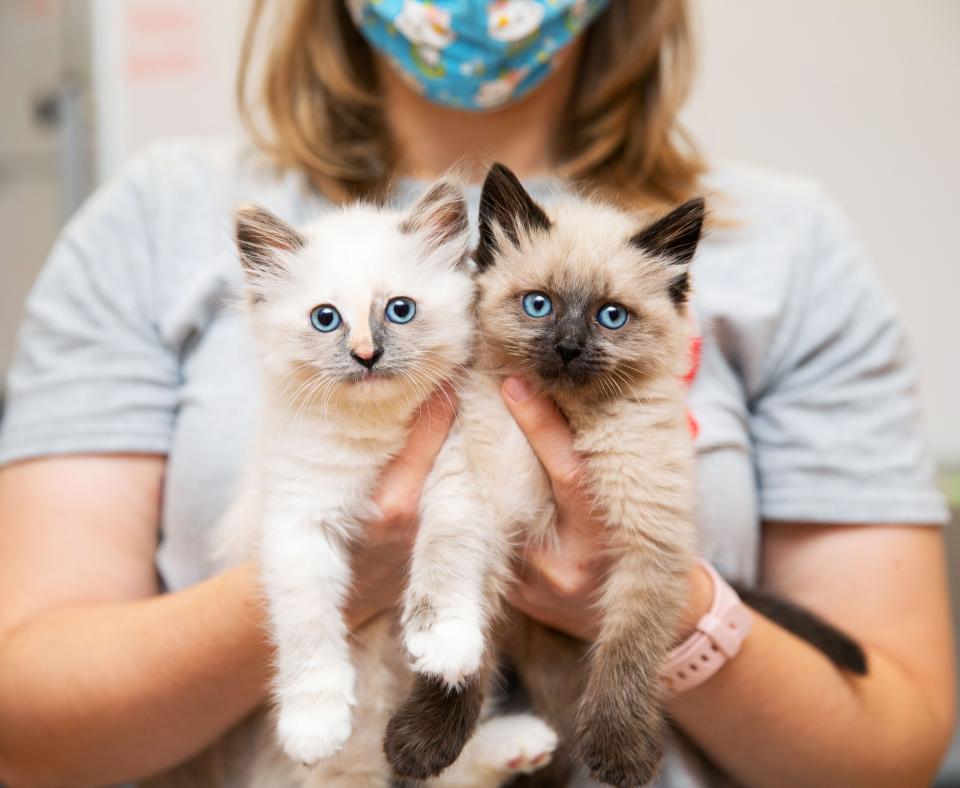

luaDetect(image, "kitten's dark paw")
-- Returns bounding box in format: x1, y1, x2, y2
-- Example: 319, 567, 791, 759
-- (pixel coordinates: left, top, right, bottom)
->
384, 674, 484, 780
575, 695, 665, 788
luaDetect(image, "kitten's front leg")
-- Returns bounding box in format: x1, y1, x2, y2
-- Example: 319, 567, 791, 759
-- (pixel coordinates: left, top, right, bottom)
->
573, 430, 696, 788
553, 395, 697, 787
400, 436, 503, 688
261, 503, 357, 766
575, 547, 687, 788
385, 438, 508, 778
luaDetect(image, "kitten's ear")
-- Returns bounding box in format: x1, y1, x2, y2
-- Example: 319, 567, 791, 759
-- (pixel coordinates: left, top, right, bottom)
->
475, 162, 551, 271
399, 180, 469, 264
234, 204, 306, 276
630, 197, 706, 306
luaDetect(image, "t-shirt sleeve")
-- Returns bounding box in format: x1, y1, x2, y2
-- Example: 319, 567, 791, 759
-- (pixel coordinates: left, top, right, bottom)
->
0, 152, 179, 465
749, 194, 948, 525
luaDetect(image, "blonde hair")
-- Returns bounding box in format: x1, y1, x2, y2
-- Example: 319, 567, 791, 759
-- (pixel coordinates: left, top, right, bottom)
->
238, 1, 703, 207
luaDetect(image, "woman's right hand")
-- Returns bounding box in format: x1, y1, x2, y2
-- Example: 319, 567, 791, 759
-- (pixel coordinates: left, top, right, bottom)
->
346, 388, 457, 629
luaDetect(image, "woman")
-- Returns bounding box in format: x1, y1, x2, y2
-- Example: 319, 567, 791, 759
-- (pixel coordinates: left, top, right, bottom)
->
0, 1, 953, 786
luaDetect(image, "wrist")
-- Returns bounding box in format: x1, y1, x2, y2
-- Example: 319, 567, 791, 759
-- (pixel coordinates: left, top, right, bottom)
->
214, 564, 273, 695
663, 560, 754, 695
674, 561, 715, 645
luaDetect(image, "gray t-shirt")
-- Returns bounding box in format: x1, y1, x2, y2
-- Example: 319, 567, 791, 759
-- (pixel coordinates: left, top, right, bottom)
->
0, 141, 948, 786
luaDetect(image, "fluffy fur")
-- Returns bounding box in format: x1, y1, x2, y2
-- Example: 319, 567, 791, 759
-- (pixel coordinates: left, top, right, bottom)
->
385, 164, 703, 787
385, 165, 867, 787
192, 181, 557, 788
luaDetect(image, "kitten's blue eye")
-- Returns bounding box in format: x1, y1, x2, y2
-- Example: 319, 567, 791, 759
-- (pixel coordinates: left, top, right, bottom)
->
310, 305, 341, 333
597, 303, 628, 330
522, 292, 553, 318
385, 297, 417, 324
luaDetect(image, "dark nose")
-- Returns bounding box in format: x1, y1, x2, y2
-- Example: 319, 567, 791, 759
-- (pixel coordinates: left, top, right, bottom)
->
351, 348, 383, 369
555, 344, 582, 364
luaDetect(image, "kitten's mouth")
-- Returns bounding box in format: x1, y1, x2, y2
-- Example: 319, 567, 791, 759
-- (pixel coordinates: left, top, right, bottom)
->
539, 361, 594, 388
346, 368, 397, 385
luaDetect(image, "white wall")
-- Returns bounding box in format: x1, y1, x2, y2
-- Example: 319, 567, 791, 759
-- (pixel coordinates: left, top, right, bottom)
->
684, 0, 960, 463
12, 0, 959, 462
0, 2, 72, 380
90, 0, 249, 181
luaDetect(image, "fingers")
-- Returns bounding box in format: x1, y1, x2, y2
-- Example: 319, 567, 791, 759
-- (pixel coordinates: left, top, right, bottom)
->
501, 376, 584, 510
373, 386, 458, 527
404, 384, 459, 470
508, 542, 604, 642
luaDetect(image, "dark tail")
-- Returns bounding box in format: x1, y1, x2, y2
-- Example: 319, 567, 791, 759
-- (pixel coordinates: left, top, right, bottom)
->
734, 586, 868, 675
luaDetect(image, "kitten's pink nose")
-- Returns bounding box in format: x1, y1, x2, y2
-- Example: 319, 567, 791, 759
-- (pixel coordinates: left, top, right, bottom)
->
351, 347, 383, 370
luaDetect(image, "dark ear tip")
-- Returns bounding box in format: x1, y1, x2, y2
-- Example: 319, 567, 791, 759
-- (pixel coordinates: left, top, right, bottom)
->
681, 196, 707, 218
483, 162, 519, 188
427, 180, 469, 216
233, 203, 305, 266
234, 203, 261, 223
427, 179, 466, 200
234, 203, 272, 236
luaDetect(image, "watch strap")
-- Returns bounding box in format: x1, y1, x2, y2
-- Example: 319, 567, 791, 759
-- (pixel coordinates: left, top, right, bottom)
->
662, 560, 753, 694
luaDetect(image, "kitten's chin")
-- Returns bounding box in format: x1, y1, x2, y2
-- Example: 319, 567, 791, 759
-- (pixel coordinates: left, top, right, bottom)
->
345, 369, 398, 386
536, 364, 596, 391
339, 371, 424, 406
342, 371, 402, 397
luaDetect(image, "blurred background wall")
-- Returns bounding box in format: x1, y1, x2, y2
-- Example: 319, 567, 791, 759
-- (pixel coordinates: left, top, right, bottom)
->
0, 0, 958, 780
3, 0, 958, 462
0, 0, 91, 396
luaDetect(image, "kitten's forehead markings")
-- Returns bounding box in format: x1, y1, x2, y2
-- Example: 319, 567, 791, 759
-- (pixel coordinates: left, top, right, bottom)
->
343, 294, 376, 356
370, 306, 390, 354
545, 269, 611, 315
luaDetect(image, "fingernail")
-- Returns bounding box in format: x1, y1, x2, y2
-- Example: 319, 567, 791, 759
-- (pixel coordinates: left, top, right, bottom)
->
502, 376, 531, 402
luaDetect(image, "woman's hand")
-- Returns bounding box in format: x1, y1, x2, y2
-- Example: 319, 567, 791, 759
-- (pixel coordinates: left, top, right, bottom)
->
347, 387, 457, 629
501, 376, 712, 643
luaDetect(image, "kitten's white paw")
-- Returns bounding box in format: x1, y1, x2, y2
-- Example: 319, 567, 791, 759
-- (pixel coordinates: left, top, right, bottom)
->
474, 714, 558, 774
404, 617, 484, 686
277, 692, 353, 766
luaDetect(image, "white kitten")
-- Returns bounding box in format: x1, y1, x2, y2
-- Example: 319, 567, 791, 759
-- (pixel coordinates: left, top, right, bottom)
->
228, 181, 473, 763
205, 182, 557, 787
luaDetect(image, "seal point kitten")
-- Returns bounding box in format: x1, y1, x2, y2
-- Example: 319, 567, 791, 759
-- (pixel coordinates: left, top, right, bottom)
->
385, 164, 703, 786
385, 164, 865, 788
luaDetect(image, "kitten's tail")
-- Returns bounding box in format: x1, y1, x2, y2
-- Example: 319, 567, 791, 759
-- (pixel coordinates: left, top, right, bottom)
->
733, 586, 868, 675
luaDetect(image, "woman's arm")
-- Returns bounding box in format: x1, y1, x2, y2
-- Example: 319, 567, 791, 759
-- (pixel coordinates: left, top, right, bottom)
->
502, 379, 956, 788
670, 522, 955, 788
0, 455, 270, 788
0, 392, 455, 788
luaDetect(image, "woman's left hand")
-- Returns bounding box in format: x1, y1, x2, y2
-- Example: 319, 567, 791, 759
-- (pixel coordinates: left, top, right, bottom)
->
501, 376, 713, 643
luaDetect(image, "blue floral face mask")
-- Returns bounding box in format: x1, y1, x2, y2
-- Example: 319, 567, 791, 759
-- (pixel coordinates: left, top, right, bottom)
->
348, 0, 611, 111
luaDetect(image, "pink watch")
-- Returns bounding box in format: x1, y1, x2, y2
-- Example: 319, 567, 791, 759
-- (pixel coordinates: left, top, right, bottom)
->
662, 560, 753, 694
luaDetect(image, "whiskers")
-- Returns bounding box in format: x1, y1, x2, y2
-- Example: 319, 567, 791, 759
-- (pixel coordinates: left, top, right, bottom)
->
269, 363, 345, 436
400, 348, 467, 432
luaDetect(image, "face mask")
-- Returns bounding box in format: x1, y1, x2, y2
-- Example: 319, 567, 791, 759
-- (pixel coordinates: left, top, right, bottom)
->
348, 0, 611, 111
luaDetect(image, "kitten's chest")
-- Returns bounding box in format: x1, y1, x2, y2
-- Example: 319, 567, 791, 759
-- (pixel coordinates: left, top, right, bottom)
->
260, 423, 406, 517
461, 376, 554, 531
